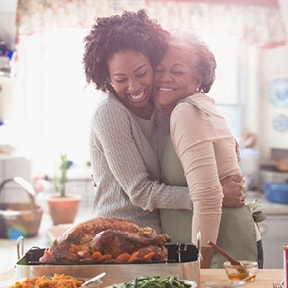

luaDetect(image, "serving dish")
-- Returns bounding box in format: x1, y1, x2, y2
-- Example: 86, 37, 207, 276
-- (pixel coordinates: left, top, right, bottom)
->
224, 260, 258, 281
105, 279, 197, 288
0, 278, 15, 288
15, 242, 200, 287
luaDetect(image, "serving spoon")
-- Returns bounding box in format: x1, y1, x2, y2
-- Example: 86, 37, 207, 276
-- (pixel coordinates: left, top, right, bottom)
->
208, 241, 241, 265
81, 272, 106, 287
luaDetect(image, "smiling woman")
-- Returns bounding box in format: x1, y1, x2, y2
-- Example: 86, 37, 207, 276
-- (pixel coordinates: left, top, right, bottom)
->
81, 9, 193, 231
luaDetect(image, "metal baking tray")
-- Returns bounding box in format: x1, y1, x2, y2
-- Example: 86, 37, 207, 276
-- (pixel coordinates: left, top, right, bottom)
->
15, 241, 200, 286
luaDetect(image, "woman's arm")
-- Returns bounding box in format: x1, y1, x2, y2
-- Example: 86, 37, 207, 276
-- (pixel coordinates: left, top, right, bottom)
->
170, 103, 223, 264
90, 99, 192, 211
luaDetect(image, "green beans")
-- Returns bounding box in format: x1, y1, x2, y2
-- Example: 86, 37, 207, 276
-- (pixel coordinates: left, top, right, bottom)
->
112, 275, 192, 288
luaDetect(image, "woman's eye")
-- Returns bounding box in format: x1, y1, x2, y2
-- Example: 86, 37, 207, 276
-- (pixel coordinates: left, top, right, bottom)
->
136, 71, 146, 78
173, 71, 184, 76
115, 78, 127, 83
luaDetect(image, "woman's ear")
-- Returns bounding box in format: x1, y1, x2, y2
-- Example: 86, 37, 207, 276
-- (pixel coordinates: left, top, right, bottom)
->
193, 76, 202, 92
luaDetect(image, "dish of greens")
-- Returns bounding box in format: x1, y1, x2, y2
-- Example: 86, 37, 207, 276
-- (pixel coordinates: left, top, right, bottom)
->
107, 275, 197, 288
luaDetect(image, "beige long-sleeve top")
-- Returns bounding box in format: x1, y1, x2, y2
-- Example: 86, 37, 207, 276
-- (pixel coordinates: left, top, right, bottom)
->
170, 93, 241, 246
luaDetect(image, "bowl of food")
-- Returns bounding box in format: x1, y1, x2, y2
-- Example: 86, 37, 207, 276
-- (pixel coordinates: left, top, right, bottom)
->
205, 280, 246, 288
223, 260, 258, 282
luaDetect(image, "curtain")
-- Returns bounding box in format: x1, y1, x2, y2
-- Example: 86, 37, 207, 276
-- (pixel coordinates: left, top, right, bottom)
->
16, 0, 286, 48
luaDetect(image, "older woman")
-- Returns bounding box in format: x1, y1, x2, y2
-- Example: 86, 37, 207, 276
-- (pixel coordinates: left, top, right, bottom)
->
154, 31, 263, 268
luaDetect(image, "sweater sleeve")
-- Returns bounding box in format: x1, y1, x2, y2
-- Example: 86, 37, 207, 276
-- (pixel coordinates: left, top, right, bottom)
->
170, 101, 223, 247
90, 99, 192, 212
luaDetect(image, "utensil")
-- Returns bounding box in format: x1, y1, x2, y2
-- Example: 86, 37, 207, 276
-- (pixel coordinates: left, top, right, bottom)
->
208, 241, 241, 265
241, 274, 257, 282
223, 260, 258, 282
81, 272, 106, 287
197, 230, 203, 262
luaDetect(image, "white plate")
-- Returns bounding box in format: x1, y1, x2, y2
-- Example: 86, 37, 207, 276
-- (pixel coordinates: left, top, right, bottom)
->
105, 280, 197, 287
184, 280, 198, 287
0, 279, 14, 288
0, 278, 27, 288
267, 78, 288, 107
272, 114, 288, 132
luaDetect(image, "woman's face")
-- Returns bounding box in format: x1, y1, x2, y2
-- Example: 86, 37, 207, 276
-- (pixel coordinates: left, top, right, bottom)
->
154, 45, 199, 114
108, 50, 154, 117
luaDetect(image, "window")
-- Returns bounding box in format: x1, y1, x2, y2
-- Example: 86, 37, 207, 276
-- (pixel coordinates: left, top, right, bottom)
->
11, 28, 105, 174
202, 33, 243, 138
8, 29, 243, 175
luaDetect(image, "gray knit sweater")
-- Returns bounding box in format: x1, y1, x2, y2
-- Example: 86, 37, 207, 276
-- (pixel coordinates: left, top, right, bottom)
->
89, 94, 192, 232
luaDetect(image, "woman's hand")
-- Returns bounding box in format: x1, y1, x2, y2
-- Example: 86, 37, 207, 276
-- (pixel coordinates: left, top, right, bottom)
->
221, 175, 246, 208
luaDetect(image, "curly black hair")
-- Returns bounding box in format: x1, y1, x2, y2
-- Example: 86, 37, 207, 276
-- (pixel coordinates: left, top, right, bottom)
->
83, 9, 169, 92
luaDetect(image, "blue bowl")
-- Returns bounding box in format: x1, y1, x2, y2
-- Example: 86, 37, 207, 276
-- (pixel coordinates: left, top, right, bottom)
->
264, 183, 288, 204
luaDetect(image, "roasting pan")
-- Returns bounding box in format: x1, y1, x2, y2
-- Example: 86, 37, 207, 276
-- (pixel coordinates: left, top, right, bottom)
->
15, 238, 200, 286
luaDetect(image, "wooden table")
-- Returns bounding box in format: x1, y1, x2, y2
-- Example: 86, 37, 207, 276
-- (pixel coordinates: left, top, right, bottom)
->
0, 267, 284, 288
199, 269, 284, 287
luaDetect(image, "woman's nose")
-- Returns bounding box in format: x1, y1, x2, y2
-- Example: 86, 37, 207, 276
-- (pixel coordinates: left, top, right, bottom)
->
156, 71, 171, 82
127, 79, 141, 93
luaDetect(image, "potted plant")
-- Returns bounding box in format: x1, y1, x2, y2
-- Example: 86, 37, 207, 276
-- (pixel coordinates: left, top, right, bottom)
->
47, 153, 81, 225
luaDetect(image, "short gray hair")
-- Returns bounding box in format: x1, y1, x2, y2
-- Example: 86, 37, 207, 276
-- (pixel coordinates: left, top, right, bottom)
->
169, 30, 216, 93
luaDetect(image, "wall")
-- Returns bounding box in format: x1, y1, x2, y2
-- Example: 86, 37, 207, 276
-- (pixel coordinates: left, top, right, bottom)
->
260, 45, 288, 160
259, 0, 288, 160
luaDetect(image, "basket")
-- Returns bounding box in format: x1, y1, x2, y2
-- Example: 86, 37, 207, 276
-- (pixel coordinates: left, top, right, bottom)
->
0, 177, 43, 238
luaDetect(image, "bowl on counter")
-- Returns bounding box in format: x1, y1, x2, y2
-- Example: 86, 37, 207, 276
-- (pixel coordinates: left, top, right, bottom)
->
264, 183, 288, 205
223, 260, 258, 282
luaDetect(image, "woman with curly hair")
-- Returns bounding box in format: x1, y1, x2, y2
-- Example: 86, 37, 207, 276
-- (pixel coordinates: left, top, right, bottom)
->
154, 30, 264, 268
83, 9, 192, 232
83, 10, 245, 234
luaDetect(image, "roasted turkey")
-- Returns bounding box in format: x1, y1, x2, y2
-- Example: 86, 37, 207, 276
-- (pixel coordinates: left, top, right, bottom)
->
40, 217, 170, 264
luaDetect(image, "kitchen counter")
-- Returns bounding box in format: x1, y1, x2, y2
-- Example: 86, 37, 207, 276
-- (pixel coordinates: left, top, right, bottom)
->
246, 190, 288, 215
0, 267, 284, 288
199, 268, 284, 288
